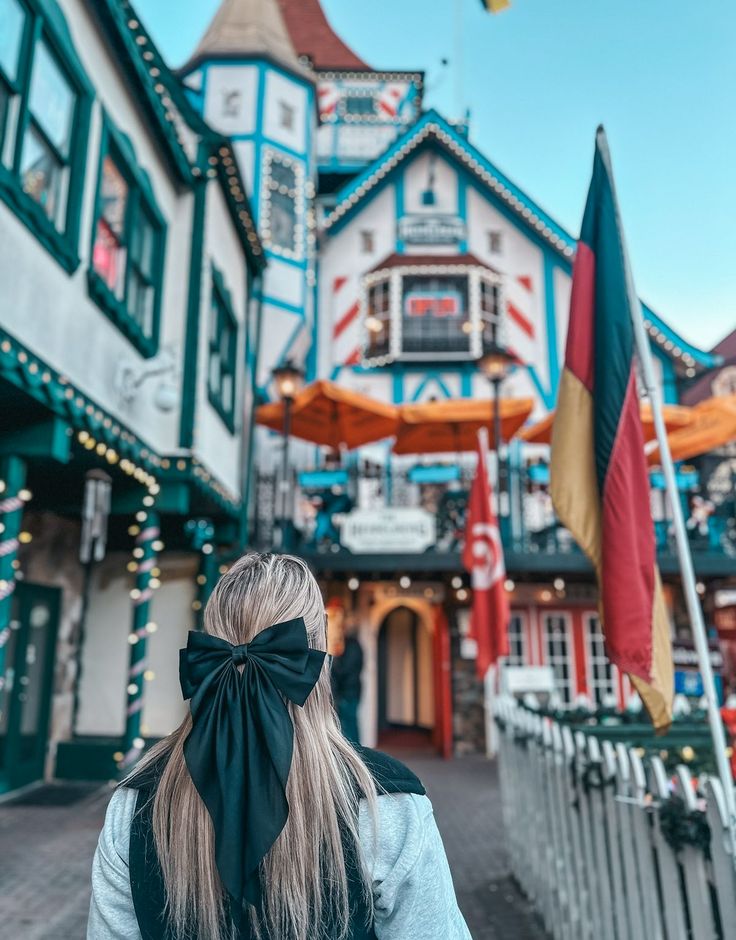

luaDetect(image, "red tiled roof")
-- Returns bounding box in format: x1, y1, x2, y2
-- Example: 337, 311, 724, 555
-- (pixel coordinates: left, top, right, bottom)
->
277, 0, 369, 70
368, 252, 500, 274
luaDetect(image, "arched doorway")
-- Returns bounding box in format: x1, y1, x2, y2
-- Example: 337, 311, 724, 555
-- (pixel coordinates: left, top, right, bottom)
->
377, 605, 435, 747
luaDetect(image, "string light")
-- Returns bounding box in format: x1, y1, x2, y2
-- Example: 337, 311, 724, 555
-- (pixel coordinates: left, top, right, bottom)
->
451, 576, 463, 589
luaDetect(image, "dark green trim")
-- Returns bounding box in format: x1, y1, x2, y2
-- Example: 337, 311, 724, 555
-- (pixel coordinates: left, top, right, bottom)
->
0, 581, 61, 793
0, 417, 70, 462
0, 0, 93, 274
159, 454, 240, 519
83, 0, 192, 185
241, 273, 264, 546
0, 326, 160, 477
87, 113, 167, 359
207, 264, 239, 434
179, 157, 207, 449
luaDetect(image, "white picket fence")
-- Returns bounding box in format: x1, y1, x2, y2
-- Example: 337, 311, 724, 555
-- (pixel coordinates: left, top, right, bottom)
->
495, 697, 736, 940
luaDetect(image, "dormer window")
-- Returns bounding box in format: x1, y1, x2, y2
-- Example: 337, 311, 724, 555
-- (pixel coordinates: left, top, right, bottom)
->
341, 93, 376, 118
361, 254, 504, 365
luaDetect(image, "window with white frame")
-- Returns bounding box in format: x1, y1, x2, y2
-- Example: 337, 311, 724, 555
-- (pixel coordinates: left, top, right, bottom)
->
585, 613, 617, 706
361, 264, 503, 364
262, 149, 303, 257
507, 613, 526, 667
542, 613, 573, 704
365, 278, 391, 358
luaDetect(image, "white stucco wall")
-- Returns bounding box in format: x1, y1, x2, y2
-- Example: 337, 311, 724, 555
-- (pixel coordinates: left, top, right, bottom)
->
0, 0, 197, 453
193, 180, 250, 498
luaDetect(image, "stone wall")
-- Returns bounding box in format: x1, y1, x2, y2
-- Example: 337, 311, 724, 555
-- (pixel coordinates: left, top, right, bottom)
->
451, 650, 487, 755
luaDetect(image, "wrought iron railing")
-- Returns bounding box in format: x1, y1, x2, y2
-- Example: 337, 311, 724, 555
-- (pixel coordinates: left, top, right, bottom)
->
251, 460, 736, 566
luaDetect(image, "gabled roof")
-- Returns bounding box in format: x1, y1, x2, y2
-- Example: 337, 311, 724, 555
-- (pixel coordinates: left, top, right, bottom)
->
277, 0, 369, 70
182, 0, 312, 82
85, 0, 265, 272
324, 108, 716, 372
368, 252, 500, 274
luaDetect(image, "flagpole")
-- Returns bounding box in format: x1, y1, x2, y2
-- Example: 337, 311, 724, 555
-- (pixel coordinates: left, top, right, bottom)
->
477, 425, 500, 756
597, 129, 736, 857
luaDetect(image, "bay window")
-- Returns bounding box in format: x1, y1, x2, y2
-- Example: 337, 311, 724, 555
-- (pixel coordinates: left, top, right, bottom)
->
0, 0, 92, 271
88, 118, 166, 358
362, 258, 503, 365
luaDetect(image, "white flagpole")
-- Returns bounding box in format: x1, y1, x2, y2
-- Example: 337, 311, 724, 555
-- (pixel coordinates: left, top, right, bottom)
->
596, 129, 736, 856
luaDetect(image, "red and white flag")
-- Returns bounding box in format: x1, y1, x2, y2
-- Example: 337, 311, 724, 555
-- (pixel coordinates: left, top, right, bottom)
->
462, 431, 510, 679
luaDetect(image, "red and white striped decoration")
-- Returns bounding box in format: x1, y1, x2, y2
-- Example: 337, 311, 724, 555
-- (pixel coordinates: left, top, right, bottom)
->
331, 274, 362, 369
505, 274, 538, 367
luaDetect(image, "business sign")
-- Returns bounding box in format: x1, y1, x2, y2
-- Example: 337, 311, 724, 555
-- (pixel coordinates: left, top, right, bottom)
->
341, 507, 436, 554
404, 290, 461, 318
398, 214, 466, 245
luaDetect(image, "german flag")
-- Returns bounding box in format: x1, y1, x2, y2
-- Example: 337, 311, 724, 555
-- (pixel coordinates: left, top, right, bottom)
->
551, 127, 673, 730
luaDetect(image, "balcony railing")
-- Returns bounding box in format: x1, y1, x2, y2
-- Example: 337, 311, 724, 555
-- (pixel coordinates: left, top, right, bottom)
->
251, 460, 736, 572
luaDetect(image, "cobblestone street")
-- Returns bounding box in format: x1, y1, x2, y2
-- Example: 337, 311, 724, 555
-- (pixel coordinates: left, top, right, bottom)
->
0, 754, 546, 939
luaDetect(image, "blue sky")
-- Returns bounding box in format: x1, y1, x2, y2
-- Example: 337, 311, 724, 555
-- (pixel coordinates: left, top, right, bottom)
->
136, 0, 735, 351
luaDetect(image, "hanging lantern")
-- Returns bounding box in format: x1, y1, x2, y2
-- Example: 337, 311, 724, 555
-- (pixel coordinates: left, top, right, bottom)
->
80, 470, 112, 564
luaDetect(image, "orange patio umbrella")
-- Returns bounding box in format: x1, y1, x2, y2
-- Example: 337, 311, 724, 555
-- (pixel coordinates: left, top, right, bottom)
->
392, 397, 534, 455
519, 402, 693, 445
647, 395, 736, 465
255, 379, 399, 450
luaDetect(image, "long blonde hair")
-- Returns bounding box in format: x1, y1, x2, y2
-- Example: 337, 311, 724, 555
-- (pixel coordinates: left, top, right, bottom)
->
127, 553, 377, 940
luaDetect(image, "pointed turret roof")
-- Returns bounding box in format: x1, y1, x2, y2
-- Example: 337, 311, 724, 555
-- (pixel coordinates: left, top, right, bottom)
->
277, 0, 369, 70
183, 0, 312, 80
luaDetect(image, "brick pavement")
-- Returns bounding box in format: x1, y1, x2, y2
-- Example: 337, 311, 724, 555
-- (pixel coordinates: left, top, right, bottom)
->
0, 754, 547, 939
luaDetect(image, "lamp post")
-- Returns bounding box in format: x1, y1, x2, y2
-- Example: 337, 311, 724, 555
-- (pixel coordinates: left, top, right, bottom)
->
271, 360, 304, 551
478, 341, 515, 531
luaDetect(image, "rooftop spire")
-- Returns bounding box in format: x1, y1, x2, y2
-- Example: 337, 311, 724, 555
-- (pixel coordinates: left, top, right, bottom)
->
185, 0, 312, 79
276, 0, 369, 70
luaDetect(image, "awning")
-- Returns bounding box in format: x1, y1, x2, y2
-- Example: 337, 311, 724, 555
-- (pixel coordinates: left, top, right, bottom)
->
647, 395, 736, 465
393, 397, 534, 455
520, 402, 693, 445
255, 380, 399, 450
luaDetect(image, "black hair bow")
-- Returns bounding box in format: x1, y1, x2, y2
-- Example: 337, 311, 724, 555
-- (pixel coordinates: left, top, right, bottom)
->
179, 618, 326, 912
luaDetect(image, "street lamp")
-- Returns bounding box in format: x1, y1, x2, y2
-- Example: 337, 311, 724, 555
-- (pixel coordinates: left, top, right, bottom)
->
478, 341, 515, 524
272, 360, 305, 550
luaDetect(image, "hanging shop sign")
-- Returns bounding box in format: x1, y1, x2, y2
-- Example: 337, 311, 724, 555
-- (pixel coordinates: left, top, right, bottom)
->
398, 214, 466, 245
404, 289, 462, 318
341, 507, 436, 554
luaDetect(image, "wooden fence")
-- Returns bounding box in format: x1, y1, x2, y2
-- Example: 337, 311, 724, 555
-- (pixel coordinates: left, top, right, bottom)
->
495, 697, 736, 940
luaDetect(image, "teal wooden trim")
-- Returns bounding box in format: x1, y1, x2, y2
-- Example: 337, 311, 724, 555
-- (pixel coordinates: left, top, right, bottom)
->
0, 417, 71, 462
543, 254, 561, 397
0, 326, 160, 476
208, 264, 239, 434
87, 113, 167, 359
85, 0, 193, 184
179, 153, 208, 449
0, 0, 92, 274
394, 173, 405, 252
457, 174, 468, 252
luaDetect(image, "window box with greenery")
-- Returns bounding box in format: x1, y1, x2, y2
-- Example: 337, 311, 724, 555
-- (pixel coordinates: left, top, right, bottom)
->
87, 117, 166, 359
0, 0, 93, 272
208, 266, 239, 433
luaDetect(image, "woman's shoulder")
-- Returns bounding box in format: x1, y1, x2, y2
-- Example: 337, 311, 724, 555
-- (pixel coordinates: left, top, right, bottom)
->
354, 745, 426, 796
